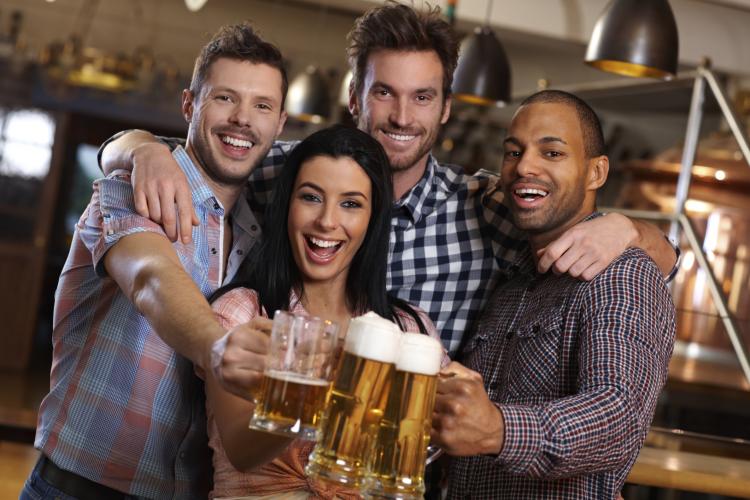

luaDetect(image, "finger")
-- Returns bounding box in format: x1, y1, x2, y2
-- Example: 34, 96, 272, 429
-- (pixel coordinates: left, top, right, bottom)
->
537, 235, 572, 273
175, 187, 195, 244
565, 252, 597, 279
159, 186, 178, 242
134, 188, 150, 218
580, 259, 606, 281
551, 245, 583, 276
249, 317, 274, 335
144, 184, 163, 224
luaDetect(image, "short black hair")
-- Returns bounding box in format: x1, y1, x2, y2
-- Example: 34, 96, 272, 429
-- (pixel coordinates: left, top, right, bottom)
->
519, 90, 606, 157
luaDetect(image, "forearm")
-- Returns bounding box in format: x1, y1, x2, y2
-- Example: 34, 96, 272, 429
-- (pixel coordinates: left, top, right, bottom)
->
630, 219, 677, 278
100, 129, 166, 175
105, 232, 222, 372
497, 387, 642, 478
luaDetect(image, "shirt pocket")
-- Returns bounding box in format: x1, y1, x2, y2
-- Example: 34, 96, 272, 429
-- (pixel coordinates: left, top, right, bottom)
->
507, 312, 564, 399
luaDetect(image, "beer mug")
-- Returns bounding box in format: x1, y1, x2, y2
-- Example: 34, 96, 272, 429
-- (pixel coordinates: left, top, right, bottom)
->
364, 332, 443, 500
248, 311, 339, 440
306, 312, 402, 488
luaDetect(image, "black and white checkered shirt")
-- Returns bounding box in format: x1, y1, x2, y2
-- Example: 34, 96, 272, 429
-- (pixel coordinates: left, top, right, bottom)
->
240, 142, 526, 356
135, 138, 527, 357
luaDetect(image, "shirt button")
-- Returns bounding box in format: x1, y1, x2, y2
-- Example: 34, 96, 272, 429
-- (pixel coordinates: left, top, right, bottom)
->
506, 330, 514, 340
237, 249, 243, 255
179, 451, 186, 460
211, 248, 217, 255
213, 202, 220, 210
250, 225, 258, 231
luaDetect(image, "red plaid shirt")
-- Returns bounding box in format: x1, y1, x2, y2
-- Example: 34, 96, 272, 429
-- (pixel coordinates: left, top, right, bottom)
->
448, 232, 675, 499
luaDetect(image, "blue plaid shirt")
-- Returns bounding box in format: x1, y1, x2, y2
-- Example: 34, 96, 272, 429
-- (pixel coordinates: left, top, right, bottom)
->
38, 146, 261, 498
448, 215, 676, 499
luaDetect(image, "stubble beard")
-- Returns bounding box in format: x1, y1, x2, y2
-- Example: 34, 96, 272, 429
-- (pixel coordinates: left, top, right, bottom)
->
189, 125, 270, 187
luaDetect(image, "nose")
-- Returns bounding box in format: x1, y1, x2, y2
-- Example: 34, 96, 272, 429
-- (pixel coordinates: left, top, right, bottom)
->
315, 201, 339, 231
229, 102, 252, 128
388, 96, 412, 128
515, 152, 539, 178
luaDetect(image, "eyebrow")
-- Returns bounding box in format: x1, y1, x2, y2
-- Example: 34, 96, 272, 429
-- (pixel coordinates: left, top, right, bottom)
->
297, 181, 369, 200
210, 86, 279, 103
502, 136, 568, 147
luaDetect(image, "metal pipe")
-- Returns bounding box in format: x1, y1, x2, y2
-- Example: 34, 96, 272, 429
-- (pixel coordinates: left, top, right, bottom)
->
678, 213, 750, 384
671, 73, 706, 242
701, 66, 750, 166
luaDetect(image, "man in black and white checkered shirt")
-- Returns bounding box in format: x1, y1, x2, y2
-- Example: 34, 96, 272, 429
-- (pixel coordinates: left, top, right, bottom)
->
99, 4, 677, 357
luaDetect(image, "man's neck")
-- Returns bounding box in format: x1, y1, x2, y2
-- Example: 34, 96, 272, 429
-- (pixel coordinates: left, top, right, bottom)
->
392, 154, 430, 201
186, 145, 243, 212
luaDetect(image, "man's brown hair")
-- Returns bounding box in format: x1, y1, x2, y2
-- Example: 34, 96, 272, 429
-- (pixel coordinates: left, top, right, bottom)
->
190, 22, 288, 107
347, 2, 459, 101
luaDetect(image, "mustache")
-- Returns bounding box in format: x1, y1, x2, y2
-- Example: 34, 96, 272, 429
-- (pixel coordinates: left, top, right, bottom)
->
382, 126, 422, 136
506, 178, 553, 191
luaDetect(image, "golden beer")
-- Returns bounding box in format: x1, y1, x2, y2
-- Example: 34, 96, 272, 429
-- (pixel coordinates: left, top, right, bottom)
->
248, 312, 339, 440
306, 313, 402, 488
252, 370, 331, 435
365, 333, 443, 499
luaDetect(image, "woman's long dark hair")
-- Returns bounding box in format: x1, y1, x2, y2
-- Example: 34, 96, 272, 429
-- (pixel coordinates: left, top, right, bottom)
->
212, 125, 425, 333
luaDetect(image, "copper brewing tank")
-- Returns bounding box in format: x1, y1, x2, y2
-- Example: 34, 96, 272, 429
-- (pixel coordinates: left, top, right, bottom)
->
615, 132, 750, 391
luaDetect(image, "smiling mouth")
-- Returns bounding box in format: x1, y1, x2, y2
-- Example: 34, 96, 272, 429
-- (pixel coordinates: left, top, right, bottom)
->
219, 134, 254, 150
305, 236, 343, 260
383, 130, 417, 143
514, 187, 549, 202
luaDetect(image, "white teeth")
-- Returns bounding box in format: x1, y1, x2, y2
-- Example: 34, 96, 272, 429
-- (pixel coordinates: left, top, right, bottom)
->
221, 135, 253, 148
385, 132, 416, 142
310, 237, 340, 248
515, 188, 548, 197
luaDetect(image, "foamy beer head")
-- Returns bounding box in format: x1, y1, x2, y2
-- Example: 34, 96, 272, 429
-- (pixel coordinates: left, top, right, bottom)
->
397, 332, 443, 375
344, 312, 401, 363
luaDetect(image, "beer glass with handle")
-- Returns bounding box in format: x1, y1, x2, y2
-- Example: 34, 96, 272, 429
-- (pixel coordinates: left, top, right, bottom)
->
249, 311, 339, 440
364, 332, 443, 499
306, 312, 402, 488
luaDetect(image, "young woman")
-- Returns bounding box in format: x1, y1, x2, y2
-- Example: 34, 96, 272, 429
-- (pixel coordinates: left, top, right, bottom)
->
205, 125, 440, 499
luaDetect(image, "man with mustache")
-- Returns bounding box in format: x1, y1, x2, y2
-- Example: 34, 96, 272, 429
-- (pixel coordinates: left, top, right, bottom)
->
98, 3, 677, 360
431, 90, 676, 499
22, 24, 287, 499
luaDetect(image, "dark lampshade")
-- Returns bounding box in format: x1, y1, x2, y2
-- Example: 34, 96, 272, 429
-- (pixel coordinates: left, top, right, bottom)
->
585, 0, 679, 80
452, 26, 511, 106
285, 66, 330, 123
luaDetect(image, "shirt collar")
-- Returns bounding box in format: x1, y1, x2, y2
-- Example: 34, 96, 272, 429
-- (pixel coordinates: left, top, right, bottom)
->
172, 145, 260, 232
393, 154, 438, 223
172, 145, 218, 207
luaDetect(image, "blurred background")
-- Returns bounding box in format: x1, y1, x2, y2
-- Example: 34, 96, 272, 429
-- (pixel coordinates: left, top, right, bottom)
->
1, 0, 750, 498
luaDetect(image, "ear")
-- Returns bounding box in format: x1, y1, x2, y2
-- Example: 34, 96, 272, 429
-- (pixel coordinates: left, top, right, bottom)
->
440, 94, 452, 125
348, 82, 360, 121
276, 110, 288, 138
587, 155, 609, 190
182, 89, 195, 123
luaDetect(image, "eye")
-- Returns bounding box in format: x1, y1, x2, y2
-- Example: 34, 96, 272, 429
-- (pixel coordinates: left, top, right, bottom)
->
543, 150, 564, 158
300, 192, 322, 203
256, 103, 272, 111
341, 199, 363, 209
503, 150, 521, 159
415, 94, 431, 103
215, 94, 232, 102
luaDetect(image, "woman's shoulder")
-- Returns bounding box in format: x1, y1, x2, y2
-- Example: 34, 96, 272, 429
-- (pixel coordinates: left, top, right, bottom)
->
394, 305, 437, 337
212, 287, 263, 328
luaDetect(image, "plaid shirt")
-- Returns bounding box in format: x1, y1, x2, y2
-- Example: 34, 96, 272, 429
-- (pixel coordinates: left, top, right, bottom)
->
448, 218, 676, 499
36, 146, 261, 498
159, 138, 525, 357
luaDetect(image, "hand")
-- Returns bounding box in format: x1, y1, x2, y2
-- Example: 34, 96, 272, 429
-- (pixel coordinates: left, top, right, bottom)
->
131, 142, 199, 244
537, 213, 637, 280
210, 317, 272, 401
431, 362, 504, 456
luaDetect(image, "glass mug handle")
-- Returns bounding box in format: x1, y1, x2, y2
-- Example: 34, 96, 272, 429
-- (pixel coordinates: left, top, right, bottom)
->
426, 444, 443, 465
